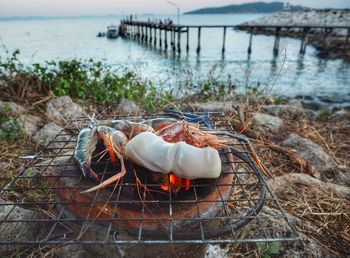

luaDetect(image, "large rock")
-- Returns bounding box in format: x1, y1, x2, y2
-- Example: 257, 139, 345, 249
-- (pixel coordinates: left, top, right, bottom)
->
117, 99, 141, 114
1, 114, 41, 137
262, 103, 304, 117
0, 100, 25, 114
33, 123, 71, 149
18, 114, 41, 136
301, 100, 323, 111
0, 199, 41, 254
253, 113, 283, 133
282, 134, 337, 172
268, 173, 350, 199
46, 96, 86, 126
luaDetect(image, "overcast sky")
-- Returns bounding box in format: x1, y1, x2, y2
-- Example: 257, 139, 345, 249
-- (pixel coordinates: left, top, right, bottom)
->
1, 0, 349, 17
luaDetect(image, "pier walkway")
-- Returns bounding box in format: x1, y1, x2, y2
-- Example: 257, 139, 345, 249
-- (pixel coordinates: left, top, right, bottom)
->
120, 20, 350, 56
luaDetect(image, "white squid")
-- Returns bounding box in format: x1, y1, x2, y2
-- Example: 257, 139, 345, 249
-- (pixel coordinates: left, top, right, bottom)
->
125, 132, 222, 179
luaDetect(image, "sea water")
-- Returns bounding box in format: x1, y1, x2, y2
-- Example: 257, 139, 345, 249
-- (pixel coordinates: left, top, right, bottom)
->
0, 14, 349, 97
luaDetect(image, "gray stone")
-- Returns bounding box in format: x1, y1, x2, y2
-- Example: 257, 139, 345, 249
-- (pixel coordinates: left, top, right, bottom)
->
46, 96, 86, 126
295, 95, 313, 100
18, 114, 41, 136
342, 103, 350, 111
301, 100, 323, 110
0, 199, 41, 254
331, 105, 342, 113
282, 134, 337, 172
33, 123, 70, 149
317, 94, 346, 103
0, 100, 25, 114
117, 99, 141, 114
303, 110, 317, 120
330, 109, 350, 121
206, 244, 228, 258
268, 173, 350, 199
1, 114, 41, 137
262, 103, 304, 116
253, 113, 283, 133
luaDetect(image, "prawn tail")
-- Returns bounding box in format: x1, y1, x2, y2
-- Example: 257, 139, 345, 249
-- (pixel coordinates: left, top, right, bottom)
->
82, 163, 100, 182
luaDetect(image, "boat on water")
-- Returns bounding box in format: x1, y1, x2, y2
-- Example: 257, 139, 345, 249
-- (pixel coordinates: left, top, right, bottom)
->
106, 25, 118, 39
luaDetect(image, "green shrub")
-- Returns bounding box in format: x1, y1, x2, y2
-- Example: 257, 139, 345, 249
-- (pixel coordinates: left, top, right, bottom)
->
0, 51, 175, 111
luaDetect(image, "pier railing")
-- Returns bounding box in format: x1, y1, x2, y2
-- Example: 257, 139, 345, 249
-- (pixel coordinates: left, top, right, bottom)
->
120, 20, 350, 56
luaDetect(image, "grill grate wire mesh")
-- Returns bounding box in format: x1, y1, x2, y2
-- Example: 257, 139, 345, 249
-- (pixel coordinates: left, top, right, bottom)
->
0, 112, 299, 245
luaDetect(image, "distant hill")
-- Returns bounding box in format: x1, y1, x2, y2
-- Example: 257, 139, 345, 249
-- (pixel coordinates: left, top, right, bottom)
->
184, 2, 302, 15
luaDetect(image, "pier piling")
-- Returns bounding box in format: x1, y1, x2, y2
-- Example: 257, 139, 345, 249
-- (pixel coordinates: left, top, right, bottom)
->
300, 28, 309, 55
149, 26, 152, 43
196, 27, 201, 54
186, 27, 189, 52
154, 27, 157, 47
222, 27, 227, 53
165, 29, 168, 50
172, 28, 176, 52
177, 28, 181, 53
159, 28, 162, 48
273, 27, 281, 56
248, 29, 254, 55
323, 28, 332, 52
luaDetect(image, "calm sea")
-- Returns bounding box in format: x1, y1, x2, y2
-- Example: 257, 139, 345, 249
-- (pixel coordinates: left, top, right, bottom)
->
0, 14, 349, 97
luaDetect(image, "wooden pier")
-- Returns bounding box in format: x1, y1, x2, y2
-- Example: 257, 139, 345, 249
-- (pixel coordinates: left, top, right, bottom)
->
120, 20, 350, 57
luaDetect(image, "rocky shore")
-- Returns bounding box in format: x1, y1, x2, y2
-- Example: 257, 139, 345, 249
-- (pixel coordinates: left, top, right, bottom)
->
238, 9, 350, 60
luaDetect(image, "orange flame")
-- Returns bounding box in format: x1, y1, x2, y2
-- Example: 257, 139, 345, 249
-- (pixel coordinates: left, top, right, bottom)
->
160, 173, 191, 193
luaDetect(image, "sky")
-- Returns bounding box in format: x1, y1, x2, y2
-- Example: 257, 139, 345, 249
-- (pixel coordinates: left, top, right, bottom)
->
1, 0, 349, 17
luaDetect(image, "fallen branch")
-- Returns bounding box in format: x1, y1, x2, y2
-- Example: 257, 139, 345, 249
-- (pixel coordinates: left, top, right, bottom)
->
265, 143, 321, 178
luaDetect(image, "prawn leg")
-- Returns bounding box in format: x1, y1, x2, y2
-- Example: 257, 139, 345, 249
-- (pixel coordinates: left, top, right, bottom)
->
82, 156, 126, 193
100, 131, 118, 167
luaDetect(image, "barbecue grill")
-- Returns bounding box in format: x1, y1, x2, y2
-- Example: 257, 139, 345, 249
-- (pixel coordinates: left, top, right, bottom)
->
0, 112, 299, 256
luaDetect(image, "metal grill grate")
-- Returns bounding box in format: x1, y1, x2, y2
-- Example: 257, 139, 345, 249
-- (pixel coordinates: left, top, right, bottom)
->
0, 112, 299, 245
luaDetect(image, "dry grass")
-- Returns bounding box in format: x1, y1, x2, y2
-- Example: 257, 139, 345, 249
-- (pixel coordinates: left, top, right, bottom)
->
224, 103, 350, 256
277, 183, 350, 256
